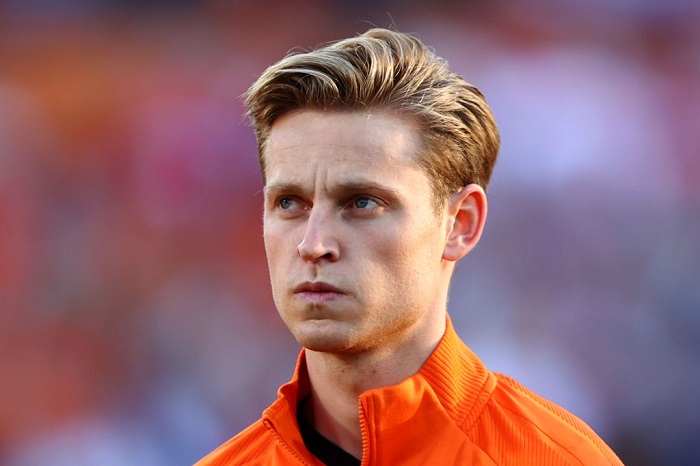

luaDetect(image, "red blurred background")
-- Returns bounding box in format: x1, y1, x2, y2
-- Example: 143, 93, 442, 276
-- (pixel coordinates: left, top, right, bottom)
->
1, 1, 699, 464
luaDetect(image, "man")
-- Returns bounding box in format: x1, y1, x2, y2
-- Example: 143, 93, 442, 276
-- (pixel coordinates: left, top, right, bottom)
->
197, 28, 623, 465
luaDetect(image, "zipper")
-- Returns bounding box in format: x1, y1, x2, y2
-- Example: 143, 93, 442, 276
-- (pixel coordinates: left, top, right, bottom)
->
358, 397, 371, 466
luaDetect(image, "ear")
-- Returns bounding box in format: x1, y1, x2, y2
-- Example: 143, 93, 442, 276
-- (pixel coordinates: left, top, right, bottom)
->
442, 184, 488, 262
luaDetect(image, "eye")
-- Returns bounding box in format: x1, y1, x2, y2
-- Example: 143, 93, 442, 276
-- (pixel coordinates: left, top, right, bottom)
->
277, 196, 303, 211
352, 196, 379, 209
279, 197, 295, 210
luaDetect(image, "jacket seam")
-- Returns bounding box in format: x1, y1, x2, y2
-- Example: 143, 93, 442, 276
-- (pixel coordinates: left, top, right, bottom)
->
492, 399, 588, 465
460, 370, 496, 433
501, 376, 617, 464
264, 419, 313, 466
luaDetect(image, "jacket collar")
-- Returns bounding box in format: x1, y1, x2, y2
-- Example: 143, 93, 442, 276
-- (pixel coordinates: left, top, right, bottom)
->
410, 314, 495, 429
262, 314, 495, 447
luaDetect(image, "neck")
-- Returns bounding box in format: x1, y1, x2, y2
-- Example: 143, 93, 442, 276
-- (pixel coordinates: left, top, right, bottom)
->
301, 312, 447, 459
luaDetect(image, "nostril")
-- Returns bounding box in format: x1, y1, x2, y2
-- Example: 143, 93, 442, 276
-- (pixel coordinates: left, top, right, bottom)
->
297, 237, 339, 262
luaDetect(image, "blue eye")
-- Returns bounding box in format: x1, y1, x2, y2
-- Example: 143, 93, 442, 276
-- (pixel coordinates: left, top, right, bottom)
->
353, 197, 377, 209
279, 197, 295, 209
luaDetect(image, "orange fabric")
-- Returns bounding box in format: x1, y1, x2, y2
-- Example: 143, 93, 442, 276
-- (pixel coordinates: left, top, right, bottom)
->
196, 317, 623, 465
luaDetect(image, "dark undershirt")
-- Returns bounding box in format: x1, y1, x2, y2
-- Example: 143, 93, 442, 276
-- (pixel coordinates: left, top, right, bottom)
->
297, 398, 361, 466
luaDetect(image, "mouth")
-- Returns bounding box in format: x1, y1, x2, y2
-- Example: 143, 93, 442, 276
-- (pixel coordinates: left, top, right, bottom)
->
293, 281, 344, 303
294, 281, 343, 293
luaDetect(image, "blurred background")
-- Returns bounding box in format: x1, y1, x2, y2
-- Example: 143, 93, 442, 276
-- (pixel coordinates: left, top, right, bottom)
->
1, 0, 699, 464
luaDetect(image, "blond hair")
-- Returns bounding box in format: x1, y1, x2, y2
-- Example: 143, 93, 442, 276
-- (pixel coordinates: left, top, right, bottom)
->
245, 28, 499, 206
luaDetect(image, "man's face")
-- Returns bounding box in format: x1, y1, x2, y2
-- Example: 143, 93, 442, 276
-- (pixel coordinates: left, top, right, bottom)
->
263, 110, 454, 354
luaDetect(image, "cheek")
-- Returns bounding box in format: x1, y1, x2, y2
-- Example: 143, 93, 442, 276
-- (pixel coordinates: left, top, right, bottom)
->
387, 222, 443, 260
263, 222, 305, 288
263, 219, 288, 256
363, 233, 431, 285
263, 227, 287, 282
381, 228, 445, 284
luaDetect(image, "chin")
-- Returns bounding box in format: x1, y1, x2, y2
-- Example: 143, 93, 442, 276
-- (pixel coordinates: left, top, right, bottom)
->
292, 320, 357, 353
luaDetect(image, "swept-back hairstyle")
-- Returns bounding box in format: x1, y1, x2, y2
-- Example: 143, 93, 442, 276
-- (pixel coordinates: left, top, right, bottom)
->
244, 28, 500, 206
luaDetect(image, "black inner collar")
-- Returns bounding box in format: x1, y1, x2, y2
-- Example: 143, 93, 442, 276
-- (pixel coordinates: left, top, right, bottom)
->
296, 397, 362, 466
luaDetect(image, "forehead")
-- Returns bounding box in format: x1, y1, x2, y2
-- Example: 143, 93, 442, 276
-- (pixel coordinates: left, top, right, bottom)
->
264, 110, 424, 182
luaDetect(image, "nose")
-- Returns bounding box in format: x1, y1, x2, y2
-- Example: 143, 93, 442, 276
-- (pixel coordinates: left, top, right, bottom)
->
297, 208, 340, 262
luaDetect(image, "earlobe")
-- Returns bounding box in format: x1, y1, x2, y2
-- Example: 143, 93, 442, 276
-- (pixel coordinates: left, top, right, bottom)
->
443, 184, 487, 262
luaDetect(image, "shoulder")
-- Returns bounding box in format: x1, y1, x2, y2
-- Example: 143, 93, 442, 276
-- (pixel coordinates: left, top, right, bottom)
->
468, 373, 623, 465
195, 420, 277, 466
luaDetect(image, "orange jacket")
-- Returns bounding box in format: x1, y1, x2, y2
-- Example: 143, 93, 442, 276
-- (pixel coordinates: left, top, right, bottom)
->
196, 318, 623, 465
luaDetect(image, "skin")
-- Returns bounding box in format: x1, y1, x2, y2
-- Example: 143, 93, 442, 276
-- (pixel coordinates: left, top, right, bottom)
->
263, 109, 487, 458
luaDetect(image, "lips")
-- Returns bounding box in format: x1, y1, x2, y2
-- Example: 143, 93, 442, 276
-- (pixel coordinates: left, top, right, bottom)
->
293, 281, 344, 303
294, 281, 343, 294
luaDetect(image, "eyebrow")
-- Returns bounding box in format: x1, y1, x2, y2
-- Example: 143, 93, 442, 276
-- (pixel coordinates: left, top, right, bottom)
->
263, 182, 301, 196
334, 180, 400, 196
264, 180, 400, 197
